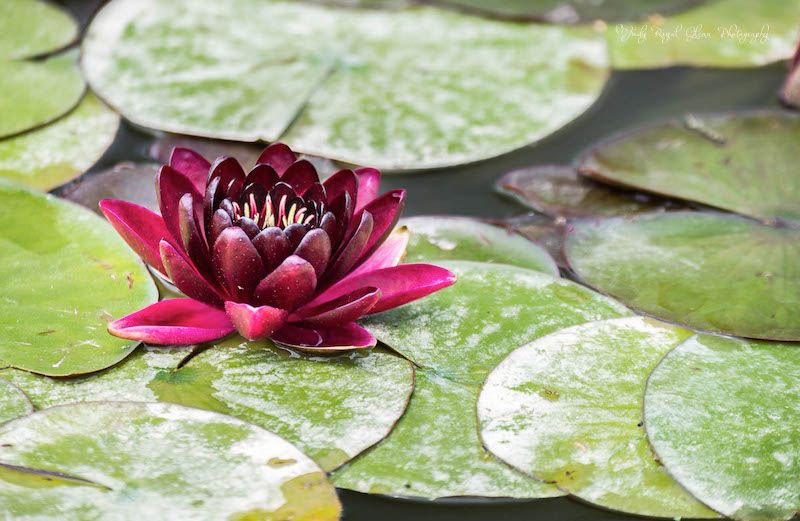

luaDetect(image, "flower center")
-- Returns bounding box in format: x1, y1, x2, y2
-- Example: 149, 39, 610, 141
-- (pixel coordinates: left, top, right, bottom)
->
231, 192, 319, 230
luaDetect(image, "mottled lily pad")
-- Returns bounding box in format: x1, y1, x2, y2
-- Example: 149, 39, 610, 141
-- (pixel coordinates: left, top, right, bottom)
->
0, 51, 85, 139
0, 401, 341, 520
0, 181, 158, 375
497, 165, 681, 218
607, 0, 800, 69
0, 380, 32, 424
334, 262, 629, 498
401, 216, 559, 276
579, 112, 800, 223
0, 341, 414, 472
0, 93, 120, 190
478, 317, 718, 518
83, 0, 608, 169
645, 334, 800, 521
565, 212, 800, 340
436, 0, 705, 23
61, 162, 160, 214
0, 0, 78, 59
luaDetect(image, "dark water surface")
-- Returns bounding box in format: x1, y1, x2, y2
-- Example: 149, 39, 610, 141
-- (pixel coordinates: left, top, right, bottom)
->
58, 1, 788, 519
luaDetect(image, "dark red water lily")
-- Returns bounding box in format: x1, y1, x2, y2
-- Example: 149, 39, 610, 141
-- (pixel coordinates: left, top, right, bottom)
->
100, 143, 455, 352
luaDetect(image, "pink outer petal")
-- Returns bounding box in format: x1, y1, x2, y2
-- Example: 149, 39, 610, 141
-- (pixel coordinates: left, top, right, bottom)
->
291, 286, 381, 328
307, 264, 456, 315
160, 240, 224, 305
257, 143, 296, 175
99, 199, 169, 274
224, 301, 287, 341
271, 322, 376, 353
347, 227, 409, 279
169, 147, 210, 193
357, 189, 405, 263
107, 299, 233, 345
354, 167, 381, 212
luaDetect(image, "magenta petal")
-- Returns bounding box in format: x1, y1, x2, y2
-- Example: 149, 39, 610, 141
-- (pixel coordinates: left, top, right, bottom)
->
158, 165, 203, 245
212, 227, 266, 301
99, 199, 169, 274
209, 157, 246, 201
323, 169, 357, 205
292, 286, 380, 328
257, 143, 296, 175
357, 189, 405, 261
107, 299, 233, 345
308, 264, 456, 314
327, 211, 373, 281
354, 167, 381, 212
209, 208, 233, 247
254, 255, 316, 310
160, 240, 223, 305
253, 227, 291, 272
281, 160, 318, 194
224, 301, 287, 341
293, 228, 331, 276
348, 227, 409, 279
271, 322, 376, 352
178, 193, 209, 270
169, 147, 210, 193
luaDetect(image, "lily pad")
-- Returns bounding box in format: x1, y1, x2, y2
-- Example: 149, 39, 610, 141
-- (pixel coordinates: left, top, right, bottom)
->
334, 261, 629, 498
607, 0, 800, 69
0, 401, 341, 520
565, 212, 800, 340
0, 180, 158, 375
497, 165, 681, 218
0, 0, 78, 59
61, 162, 160, 214
364, 261, 630, 383
0, 341, 414, 472
504, 214, 570, 268
0, 93, 120, 190
83, 0, 609, 169
0, 51, 85, 139
645, 334, 800, 521
478, 317, 718, 518
401, 216, 559, 276
0, 380, 32, 424
435, 0, 705, 24
579, 112, 800, 223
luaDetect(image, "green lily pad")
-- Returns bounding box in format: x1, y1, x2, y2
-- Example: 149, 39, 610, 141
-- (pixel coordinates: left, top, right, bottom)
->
0, 380, 32, 424
0, 401, 341, 520
0, 93, 120, 190
497, 165, 682, 218
0, 0, 78, 59
607, 0, 800, 69
579, 112, 800, 223
83, 0, 608, 169
61, 162, 160, 214
505, 214, 569, 268
401, 216, 559, 276
645, 334, 800, 521
333, 369, 560, 499
478, 317, 718, 518
364, 261, 630, 383
0, 341, 414, 472
436, 0, 705, 23
0, 51, 85, 139
334, 262, 629, 498
0, 180, 158, 376
565, 212, 800, 340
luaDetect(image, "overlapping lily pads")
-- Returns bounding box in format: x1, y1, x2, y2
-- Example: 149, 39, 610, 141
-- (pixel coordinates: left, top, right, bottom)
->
497, 165, 680, 218
0, 341, 414, 472
645, 334, 800, 521
565, 212, 800, 340
0, 401, 341, 520
401, 216, 559, 275
478, 317, 718, 518
62, 162, 159, 214
607, 0, 800, 69
333, 261, 630, 498
83, 0, 609, 169
0, 380, 32, 424
0, 181, 158, 375
0, 93, 120, 190
579, 112, 800, 223
0, 0, 77, 59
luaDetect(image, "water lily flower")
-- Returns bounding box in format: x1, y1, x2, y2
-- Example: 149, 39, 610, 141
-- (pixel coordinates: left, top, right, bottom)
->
100, 144, 456, 352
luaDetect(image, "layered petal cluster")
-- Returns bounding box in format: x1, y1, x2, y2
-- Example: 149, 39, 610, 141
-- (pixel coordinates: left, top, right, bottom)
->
101, 144, 455, 351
